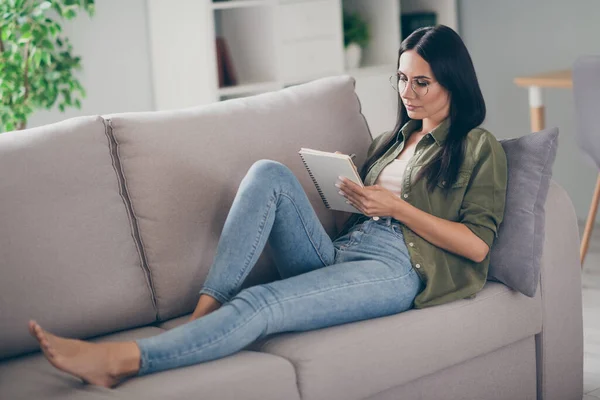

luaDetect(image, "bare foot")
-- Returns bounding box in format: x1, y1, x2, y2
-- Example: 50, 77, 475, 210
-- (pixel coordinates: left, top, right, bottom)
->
28, 320, 139, 388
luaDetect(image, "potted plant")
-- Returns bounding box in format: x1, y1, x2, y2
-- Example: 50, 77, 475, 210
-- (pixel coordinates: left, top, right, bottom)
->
0, 0, 95, 133
343, 10, 369, 70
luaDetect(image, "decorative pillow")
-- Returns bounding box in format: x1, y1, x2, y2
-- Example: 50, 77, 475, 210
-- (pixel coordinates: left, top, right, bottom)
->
488, 127, 559, 297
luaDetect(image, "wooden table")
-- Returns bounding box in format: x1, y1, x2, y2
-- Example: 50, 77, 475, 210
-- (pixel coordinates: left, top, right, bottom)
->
513, 70, 572, 132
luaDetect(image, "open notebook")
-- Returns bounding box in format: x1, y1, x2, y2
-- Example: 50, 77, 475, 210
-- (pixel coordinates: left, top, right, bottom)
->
298, 148, 364, 214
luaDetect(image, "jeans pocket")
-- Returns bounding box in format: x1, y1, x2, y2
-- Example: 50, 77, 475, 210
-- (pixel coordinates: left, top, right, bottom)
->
391, 224, 404, 239
339, 229, 365, 251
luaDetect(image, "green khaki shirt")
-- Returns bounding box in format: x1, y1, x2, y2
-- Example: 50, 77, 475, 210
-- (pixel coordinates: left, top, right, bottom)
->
339, 119, 508, 308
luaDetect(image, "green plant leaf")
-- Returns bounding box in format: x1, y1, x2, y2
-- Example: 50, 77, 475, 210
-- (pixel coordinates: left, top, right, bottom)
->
20, 22, 31, 33
0, 0, 93, 132
343, 11, 370, 48
32, 51, 42, 68
1, 28, 10, 41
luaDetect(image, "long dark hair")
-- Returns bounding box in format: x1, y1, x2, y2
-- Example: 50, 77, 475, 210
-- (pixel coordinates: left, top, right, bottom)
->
360, 25, 486, 192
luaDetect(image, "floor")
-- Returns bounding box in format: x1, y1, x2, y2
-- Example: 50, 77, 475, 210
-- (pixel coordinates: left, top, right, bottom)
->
580, 222, 600, 399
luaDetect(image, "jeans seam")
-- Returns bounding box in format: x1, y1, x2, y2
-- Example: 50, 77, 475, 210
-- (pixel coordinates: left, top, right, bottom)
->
344, 233, 358, 249
264, 265, 415, 313
204, 185, 331, 307
198, 287, 229, 305
391, 228, 403, 240
261, 284, 280, 333
143, 306, 263, 366
143, 266, 416, 367
231, 195, 276, 290
279, 191, 330, 267
137, 339, 151, 375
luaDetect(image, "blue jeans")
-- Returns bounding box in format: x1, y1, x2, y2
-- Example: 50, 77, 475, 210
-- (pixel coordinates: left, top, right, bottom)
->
136, 160, 423, 375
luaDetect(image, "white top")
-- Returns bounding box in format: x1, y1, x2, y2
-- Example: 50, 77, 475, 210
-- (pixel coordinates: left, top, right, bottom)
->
374, 145, 416, 197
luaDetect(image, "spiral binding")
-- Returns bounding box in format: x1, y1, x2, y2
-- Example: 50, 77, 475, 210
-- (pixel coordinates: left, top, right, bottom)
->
299, 153, 330, 209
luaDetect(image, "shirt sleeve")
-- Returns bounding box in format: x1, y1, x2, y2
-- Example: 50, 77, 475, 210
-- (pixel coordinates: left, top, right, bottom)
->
459, 135, 508, 249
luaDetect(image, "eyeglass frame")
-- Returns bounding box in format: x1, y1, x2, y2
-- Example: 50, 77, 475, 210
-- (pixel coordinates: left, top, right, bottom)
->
389, 73, 436, 97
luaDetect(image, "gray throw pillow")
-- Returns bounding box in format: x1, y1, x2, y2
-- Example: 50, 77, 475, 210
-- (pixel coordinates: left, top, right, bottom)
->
488, 127, 559, 297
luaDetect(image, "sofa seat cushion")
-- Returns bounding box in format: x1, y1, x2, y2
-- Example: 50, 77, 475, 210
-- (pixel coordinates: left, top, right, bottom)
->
250, 281, 542, 400
0, 326, 301, 400
117, 350, 301, 400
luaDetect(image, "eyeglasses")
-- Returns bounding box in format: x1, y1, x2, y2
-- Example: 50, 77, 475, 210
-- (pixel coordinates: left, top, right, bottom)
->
389, 74, 433, 97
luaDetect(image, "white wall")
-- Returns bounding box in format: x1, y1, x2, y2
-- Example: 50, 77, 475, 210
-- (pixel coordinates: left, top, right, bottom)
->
459, 0, 600, 221
28, 0, 154, 128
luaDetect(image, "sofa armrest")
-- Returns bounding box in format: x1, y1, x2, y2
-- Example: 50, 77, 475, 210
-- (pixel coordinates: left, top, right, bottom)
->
536, 180, 583, 400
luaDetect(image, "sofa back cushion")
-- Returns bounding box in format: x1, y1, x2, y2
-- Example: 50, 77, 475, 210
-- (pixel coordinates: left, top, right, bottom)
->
0, 116, 157, 360
107, 76, 372, 320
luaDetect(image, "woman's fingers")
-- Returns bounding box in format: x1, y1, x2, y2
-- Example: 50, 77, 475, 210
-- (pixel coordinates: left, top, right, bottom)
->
346, 197, 362, 211
338, 187, 363, 214
339, 178, 365, 199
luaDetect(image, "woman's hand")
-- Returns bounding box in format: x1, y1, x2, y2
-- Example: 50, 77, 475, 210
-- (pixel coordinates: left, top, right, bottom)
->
335, 177, 404, 219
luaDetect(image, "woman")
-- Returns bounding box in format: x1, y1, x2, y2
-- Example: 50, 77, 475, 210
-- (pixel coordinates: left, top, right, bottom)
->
28, 25, 507, 388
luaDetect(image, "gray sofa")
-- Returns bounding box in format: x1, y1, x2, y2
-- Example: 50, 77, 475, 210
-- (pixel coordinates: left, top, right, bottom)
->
0, 76, 583, 400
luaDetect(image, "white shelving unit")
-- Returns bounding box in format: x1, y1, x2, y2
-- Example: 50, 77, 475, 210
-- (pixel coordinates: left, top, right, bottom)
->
215, 4, 278, 97
147, 0, 457, 135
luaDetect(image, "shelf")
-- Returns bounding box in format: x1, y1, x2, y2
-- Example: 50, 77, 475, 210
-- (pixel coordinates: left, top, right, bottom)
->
215, 5, 278, 88
211, 0, 271, 10
343, 0, 400, 68
218, 81, 282, 97
149, 0, 457, 113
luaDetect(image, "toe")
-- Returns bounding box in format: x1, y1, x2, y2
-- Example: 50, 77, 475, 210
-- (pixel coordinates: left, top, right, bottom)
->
29, 324, 43, 344
36, 327, 50, 347
34, 325, 43, 340
35, 324, 44, 336
39, 338, 56, 359
29, 320, 40, 337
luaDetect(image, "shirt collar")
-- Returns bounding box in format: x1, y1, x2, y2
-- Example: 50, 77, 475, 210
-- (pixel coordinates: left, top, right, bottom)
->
429, 118, 451, 146
395, 118, 451, 146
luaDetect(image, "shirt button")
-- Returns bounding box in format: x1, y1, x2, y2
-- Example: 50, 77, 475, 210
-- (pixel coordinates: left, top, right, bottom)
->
415, 263, 421, 269
409, 242, 414, 247
403, 194, 408, 199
